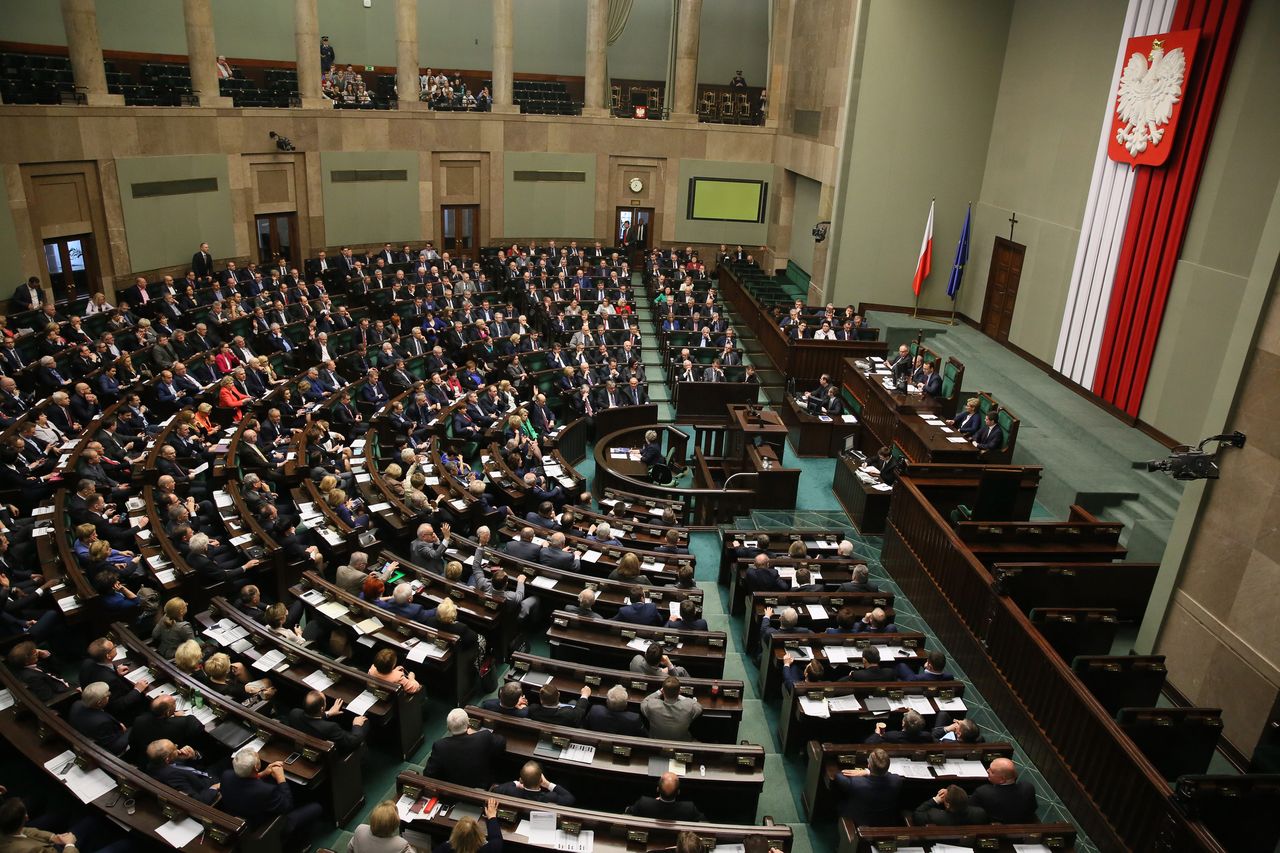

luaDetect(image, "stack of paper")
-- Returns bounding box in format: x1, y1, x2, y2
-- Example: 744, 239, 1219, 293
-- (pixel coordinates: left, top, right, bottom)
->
346, 690, 378, 715
317, 600, 349, 619
43, 750, 117, 804
155, 817, 204, 848
936, 696, 967, 712
828, 694, 863, 713
901, 695, 935, 716
798, 696, 830, 718
806, 604, 829, 620
888, 758, 935, 779
937, 759, 988, 777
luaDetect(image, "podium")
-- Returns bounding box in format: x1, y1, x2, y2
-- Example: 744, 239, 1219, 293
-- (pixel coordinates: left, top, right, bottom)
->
724, 404, 789, 473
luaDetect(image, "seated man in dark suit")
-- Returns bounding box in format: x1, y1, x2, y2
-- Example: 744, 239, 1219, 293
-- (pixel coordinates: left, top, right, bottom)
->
615, 585, 663, 626
6, 641, 75, 703
933, 712, 983, 743
913, 784, 987, 826
585, 684, 646, 736
836, 564, 879, 593
480, 681, 529, 717
866, 709, 936, 745
852, 607, 897, 634
424, 708, 508, 789
917, 360, 943, 398
652, 528, 689, 555
502, 527, 544, 563
975, 410, 1005, 452
628, 772, 705, 822
219, 748, 325, 846
841, 645, 899, 682
69, 681, 129, 755
897, 650, 954, 682
79, 637, 148, 722
833, 747, 903, 826
376, 582, 430, 622
969, 758, 1039, 823
527, 682, 592, 728
564, 588, 600, 619
285, 690, 369, 753
665, 599, 708, 632
129, 694, 207, 759
493, 761, 576, 805
744, 553, 787, 593
539, 532, 580, 571
144, 738, 221, 805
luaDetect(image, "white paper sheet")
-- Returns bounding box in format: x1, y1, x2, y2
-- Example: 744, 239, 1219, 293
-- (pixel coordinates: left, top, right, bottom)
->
902, 695, 936, 716
935, 696, 967, 712
346, 690, 377, 715
946, 436, 971, 444
252, 649, 286, 672
0, 688, 13, 711
798, 696, 830, 718
806, 604, 828, 620
44, 750, 117, 804
302, 670, 336, 692
530, 576, 558, 589
560, 743, 596, 763
154, 569, 177, 585
827, 694, 863, 713
234, 737, 267, 759
155, 816, 204, 847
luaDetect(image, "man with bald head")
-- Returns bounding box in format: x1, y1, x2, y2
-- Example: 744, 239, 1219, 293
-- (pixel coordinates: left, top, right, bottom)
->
969, 757, 1039, 823
628, 771, 705, 821
145, 738, 221, 804
129, 694, 205, 758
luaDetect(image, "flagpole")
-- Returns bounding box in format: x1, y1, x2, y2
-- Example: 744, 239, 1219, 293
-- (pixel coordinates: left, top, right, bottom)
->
917, 195, 951, 326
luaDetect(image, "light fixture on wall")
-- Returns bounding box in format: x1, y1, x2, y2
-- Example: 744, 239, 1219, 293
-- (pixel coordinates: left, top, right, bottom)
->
812, 221, 831, 243
268, 131, 296, 152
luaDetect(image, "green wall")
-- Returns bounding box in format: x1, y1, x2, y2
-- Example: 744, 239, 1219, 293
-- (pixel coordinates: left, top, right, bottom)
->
1139, 0, 1280, 442
788, 173, 821, 276
320, 151, 421, 248
0, 0, 766, 82
502, 152, 596, 238
0, 179, 22, 287
828, 0, 1013, 310
959, 0, 1127, 363
115, 155, 234, 274
675, 159, 772, 246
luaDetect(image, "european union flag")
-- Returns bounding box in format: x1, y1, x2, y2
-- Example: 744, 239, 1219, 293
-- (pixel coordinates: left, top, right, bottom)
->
947, 204, 971, 300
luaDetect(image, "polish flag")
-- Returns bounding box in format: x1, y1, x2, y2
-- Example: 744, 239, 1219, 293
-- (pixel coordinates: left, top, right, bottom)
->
912, 199, 934, 297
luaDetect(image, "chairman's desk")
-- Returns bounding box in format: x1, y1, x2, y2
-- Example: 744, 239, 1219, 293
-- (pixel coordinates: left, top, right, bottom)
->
464, 706, 765, 822
505, 652, 745, 743
395, 774, 793, 853
840, 358, 942, 457
780, 394, 861, 457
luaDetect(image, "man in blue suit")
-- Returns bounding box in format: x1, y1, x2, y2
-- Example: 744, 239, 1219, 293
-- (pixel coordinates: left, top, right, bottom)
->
145, 739, 221, 805
975, 411, 1004, 452
918, 360, 943, 398
898, 650, 954, 682
480, 681, 530, 717
69, 682, 129, 755
377, 582, 431, 621
615, 585, 663, 626
833, 747, 903, 825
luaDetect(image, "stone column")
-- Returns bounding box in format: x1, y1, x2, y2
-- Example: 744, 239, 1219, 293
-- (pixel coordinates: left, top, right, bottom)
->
182, 0, 232, 108
293, 0, 327, 109
59, 0, 123, 106
491, 0, 517, 113
671, 0, 703, 121
583, 0, 609, 116
395, 0, 422, 110
765, 0, 794, 129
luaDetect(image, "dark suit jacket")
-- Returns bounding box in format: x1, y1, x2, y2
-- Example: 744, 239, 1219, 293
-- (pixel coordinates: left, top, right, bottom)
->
528, 698, 589, 728
69, 700, 128, 754
218, 771, 293, 826
584, 704, 645, 736
423, 729, 508, 789
969, 778, 1038, 824
479, 698, 528, 718
129, 710, 205, 757
912, 799, 987, 826
629, 796, 705, 822
503, 540, 543, 564
615, 601, 663, 626
16, 664, 73, 702
539, 547, 577, 571
833, 771, 903, 825
744, 566, 787, 593
493, 781, 575, 805
150, 762, 220, 804
286, 708, 368, 753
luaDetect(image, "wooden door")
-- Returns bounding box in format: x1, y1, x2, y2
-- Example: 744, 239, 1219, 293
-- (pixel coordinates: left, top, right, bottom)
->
980, 236, 1025, 343
42, 233, 98, 305
441, 204, 480, 262
254, 213, 298, 267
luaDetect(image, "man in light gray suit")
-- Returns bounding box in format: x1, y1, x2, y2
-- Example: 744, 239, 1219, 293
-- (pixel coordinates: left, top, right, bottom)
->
640, 676, 702, 741
409, 522, 449, 571
503, 527, 544, 564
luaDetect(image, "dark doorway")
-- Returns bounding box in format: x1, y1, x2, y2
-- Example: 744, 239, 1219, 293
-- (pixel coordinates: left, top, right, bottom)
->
441, 204, 480, 263
980, 236, 1025, 343
615, 206, 653, 255
42, 233, 96, 306
255, 213, 298, 268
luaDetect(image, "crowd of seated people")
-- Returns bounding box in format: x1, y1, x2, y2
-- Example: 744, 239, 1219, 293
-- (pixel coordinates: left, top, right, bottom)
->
418, 68, 490, 111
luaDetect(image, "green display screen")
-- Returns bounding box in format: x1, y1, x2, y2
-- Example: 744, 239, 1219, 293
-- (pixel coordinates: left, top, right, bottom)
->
687, 178, 767, 223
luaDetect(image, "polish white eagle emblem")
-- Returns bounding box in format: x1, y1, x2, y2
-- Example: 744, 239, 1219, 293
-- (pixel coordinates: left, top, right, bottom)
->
1114, 39, 1187, 157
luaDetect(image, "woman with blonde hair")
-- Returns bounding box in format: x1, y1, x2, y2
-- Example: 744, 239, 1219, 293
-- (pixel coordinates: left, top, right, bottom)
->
424, 598, 478, 650
787, 540, 808, 559
217, 375, 249, 421
368, 647, 421, 695
609, 552, 643, 584
152, 597, 196, 658
193, 401, 218, 437
173, 639, 204, 675
348, 798, 413, 853
433, 798, 500, 853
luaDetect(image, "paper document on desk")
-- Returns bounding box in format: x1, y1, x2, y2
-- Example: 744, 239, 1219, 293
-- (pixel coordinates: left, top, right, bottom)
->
353, 616, 384, 635
946, 436, 971, 444
1013, 846, 1054, 853
302, 670, 336, 692
154, 568, 177, 585
798, 696, 830, 718
873, 483, 894, 492
841, 415, 858, 423
0, 688, 12, 711
44, 749, 117, 804
929, 845, 975, 853
191, 704, 217, 726
530, 575, 558, 590
888, 758, 934, 779
560, 743, 596, 763
827, 694, 863, 713
626, 637, 652, 652
155, 817, 204, 848
902, 695, 935, 716
824, 646, 855, 663
581, 550, 602, 563
234, 737, 267, 760
407, 642, 446, 662
317, 600, 348, 619
806, 604, 829, 620
937, 759, 988, 777
124, 666, 153, 684
935, 696, 967, 712
346, 690, 377, 715
252, 649, 286, 672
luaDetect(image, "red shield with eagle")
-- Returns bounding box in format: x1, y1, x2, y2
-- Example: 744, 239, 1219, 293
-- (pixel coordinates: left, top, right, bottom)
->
1108, 29, 1199, 168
